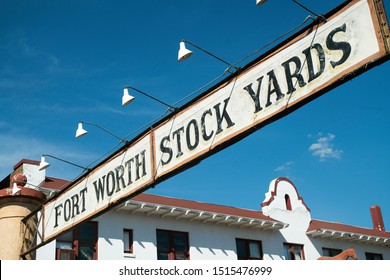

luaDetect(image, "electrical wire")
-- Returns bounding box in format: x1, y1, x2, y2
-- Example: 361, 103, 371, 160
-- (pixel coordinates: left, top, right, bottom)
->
231, 15, 315, 68
62, 15, 318, 186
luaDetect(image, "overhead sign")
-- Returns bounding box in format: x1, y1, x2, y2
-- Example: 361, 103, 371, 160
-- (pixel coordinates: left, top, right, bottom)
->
44, 134, 154, 240
42, 0, 389, 242
153, 0, 389, 178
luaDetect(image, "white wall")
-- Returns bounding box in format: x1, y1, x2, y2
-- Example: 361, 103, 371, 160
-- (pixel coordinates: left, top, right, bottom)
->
37, 208, 390, 260
36, 177, 390, 260
22, 162, 45, 189
95, 210, 286, 260
36, 240, 56, 260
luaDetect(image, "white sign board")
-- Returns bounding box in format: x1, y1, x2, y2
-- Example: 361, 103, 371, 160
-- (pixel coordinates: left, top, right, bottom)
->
44, 134, 154, 240
153, 0, 385, 178
42, 0, 389, 242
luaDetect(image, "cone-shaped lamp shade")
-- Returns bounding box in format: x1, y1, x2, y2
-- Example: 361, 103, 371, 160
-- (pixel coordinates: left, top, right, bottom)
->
39, 156, 50, 171
122, 88, 135, 107
12, 183, 21, 196
76, 122, 88, 138
178, 41, 193, 62
256, 0, 268, 5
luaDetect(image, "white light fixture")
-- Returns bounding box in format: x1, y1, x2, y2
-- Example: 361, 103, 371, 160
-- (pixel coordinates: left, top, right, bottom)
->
256, 0, 268, 5
177, 40, 238, 71
122, 86, 176, 111
75, 122, 88, 138
178, 41, 193, 62
39, 154, 90, 172
39, 155, 50, 171
75, 121, 127, 143
122, 88, 136, 107
12, 183, 21, 196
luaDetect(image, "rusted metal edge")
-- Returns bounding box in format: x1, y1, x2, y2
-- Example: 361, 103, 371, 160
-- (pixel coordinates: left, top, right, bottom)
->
374, 0, 390, 52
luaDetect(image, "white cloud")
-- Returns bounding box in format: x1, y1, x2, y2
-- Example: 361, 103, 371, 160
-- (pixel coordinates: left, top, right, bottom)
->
308, 133, 342, 161
274, 161, 294, 172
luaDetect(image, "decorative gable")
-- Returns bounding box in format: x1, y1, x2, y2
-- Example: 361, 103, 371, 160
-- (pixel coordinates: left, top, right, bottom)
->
261, 177, 311, 232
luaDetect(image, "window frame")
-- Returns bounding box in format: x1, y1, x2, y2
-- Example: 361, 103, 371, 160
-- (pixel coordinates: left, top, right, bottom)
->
365, 252, 383, 260
284, 194, 292, 211
123, 228, 134, 254
73, 221, 98, 260
322, 247, 342, 257
56, 248, 76, 260
284, 243, 305, 260
55, 221, 98, 260
235, 238, 263, 260
156, 229, 190, 260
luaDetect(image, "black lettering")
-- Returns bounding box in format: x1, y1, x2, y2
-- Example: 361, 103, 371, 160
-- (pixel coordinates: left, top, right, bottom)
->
64, 199, 71, 222
302, 43, 325, 82
172, 127, 184, 158
214, 97, 235, 134
186, 119, 199, 150
243, 76, 264, 113
115, 165, 125, 192
125, 158, 134, 185
54, 204, 63, 228
79, 187, 87, 213
326, 23, 351, 68
106, 171, 115, 197
54, 188, 88, 228
282, 56, 306, 95
134, 151, 146, 180
71, 193, 79, 218
160, 135, 173, 166
265, 70, 285, 107
201, 109, 213, 141
93, 175, 106, 203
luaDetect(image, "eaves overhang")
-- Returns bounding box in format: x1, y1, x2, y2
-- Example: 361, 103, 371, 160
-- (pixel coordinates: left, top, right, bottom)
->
307, 228, 390, 247
115, 200, 288, 231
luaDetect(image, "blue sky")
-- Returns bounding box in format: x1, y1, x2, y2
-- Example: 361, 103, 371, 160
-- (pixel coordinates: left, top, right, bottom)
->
1, 0, 389, 230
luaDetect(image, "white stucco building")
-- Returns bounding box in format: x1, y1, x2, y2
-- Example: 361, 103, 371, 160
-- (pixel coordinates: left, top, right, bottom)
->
1, 159, 390, 260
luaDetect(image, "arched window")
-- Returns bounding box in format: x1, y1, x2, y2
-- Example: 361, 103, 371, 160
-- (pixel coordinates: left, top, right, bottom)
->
285, 194, 292, 211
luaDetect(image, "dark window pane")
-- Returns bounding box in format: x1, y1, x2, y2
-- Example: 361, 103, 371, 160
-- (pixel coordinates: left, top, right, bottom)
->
55, 222, 98, 260
157, 251, 169, 260
173, 233, 187, 251
156, 230, 189, 260
366, 253, 383, 260
56, 241, 72, 250
236, 239, 247, 260
156, 230, 169, 251
174, 252, 187, 260
323, 248, 342, 257
58, 231, 73, 242
78, 223, 95, 243
293, 247, 303, 260
78, 245, 94, 260
59, 249, 75, 260
284, 243, 304, 260
249, 241, 261, 259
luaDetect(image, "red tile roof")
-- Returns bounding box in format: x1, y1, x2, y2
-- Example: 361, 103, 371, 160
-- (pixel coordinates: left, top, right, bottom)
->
42, 177, 70, 190
7, 159, 390, 238
43, 178, 390, 237
308, 219, 390, 238
132, 193, 278, 222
